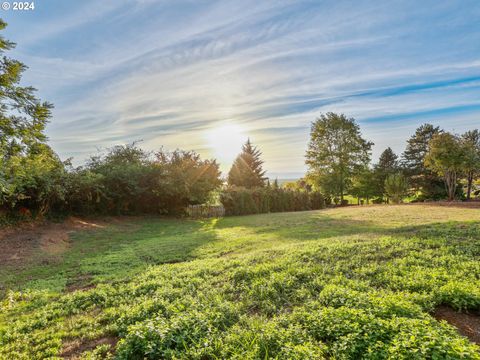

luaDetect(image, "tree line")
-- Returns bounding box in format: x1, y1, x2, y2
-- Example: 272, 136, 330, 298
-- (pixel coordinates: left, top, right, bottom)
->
305, 113, 480, 204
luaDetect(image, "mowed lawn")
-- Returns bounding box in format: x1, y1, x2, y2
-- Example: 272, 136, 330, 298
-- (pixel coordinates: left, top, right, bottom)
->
1, 205, 480, 359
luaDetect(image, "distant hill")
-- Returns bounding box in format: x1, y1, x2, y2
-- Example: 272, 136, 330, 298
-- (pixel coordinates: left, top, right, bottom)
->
267, 172, 303, 187
268, 178, 300, 187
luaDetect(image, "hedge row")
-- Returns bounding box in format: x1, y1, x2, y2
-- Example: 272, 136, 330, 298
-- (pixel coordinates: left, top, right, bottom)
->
220, 187, 325, 216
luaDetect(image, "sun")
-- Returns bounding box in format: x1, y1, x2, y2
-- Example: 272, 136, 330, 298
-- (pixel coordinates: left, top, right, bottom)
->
206, 123, 246, 165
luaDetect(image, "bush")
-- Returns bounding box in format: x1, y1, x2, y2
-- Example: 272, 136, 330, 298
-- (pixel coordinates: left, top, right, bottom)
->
385, 173, 409, 204
0, 145, 67, 216
220, 186, 325, 216
62, 145, 222, 216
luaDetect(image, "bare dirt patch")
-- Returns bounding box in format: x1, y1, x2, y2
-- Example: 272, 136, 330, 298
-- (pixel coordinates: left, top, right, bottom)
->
65, 274, 96, 292
61, 335, 118, 359
434, 305, 480, 345
0, 217, 107, 266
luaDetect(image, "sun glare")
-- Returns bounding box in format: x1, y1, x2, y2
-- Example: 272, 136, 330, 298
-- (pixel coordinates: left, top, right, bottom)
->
206, 123, 247, 165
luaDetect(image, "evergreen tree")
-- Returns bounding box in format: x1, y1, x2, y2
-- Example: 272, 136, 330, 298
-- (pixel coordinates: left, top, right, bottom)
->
401, 124, 444, 199
306, 112, 373, 200
227, 139, 267, 188
374, 147, 399, 199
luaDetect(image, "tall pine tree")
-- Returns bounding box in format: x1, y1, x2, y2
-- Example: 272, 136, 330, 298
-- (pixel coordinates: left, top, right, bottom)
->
227, 139, 267, 188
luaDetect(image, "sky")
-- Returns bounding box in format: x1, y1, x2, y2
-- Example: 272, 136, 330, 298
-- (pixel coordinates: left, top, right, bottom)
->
2, 0, 480, 178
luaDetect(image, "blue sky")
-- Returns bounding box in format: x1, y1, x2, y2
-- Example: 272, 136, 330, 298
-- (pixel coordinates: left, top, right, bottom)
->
3, 0, 480, 177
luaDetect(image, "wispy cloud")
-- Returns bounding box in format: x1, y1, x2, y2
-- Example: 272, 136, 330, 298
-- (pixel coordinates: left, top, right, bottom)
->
3, 0, 480, 175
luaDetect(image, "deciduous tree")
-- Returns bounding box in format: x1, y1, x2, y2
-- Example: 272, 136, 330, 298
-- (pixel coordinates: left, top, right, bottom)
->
306, 112, 373, 200
424, 133, 465, 201
0, 20, 61, 213
461, 130, 480, 200
350, 168, 376, 204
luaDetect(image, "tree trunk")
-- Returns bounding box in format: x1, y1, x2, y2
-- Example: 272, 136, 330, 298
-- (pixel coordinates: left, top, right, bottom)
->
444, 171, 457, 201
467, 171, 473, 200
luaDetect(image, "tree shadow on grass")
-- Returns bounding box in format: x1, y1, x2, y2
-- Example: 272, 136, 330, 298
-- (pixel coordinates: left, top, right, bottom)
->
405, 201, 480, 210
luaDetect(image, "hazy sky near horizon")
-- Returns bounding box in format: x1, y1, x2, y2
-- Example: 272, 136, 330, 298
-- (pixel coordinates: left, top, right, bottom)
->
3, 0, 480, 177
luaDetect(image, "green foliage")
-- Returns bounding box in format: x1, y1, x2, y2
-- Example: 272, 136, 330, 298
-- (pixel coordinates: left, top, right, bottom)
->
402, 124, 445, 199
425, 133, 465, 201
350, 168, 377, 203
306, 113, 373, 200
65, 145, 222, 215
461, 130, 480, 200
283, 178, 313, 192
228, 139, 267, 188
0, 20, 62, 215
2, 206, 480, 358
384, 173, 409, 204
373, 147, 399, 199
220, 186, 325, 215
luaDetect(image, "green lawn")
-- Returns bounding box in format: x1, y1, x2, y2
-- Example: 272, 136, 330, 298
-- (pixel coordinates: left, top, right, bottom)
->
1, 205, 480, 359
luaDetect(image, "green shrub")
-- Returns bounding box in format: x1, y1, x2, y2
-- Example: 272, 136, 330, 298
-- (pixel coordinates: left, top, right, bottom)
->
220, 186, 325, 215
385, 173, 409, 204
62, 145, 222, 215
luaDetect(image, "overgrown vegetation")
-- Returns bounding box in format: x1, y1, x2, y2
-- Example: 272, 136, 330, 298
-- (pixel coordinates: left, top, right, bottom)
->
63, 146, 222, 215
1, 205, 480, 358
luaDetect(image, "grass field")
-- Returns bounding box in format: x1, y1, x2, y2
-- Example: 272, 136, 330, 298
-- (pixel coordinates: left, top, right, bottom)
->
1, 204, 480, 359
